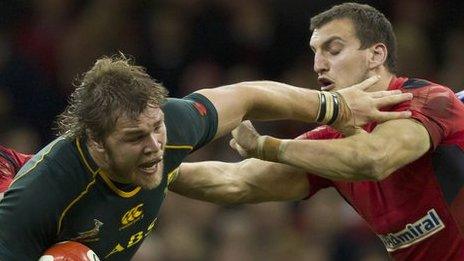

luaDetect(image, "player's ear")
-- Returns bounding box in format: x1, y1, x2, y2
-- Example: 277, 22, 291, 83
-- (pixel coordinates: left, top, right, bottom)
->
87, 131, 106, 153
368, 42, 387, 69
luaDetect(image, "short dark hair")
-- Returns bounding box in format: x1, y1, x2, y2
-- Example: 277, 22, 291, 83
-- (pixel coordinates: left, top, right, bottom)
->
310, 2, 397, 73
57, 53, 169, 141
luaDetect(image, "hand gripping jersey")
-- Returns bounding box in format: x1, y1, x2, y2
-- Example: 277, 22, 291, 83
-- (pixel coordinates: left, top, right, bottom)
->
302, 77, 464, 260
0, 93, 218, 260
0, 146, 32, 193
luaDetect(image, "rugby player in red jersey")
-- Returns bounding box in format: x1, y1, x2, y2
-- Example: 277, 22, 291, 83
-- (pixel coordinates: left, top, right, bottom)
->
0, 146, 31, 199
176, 3, 464, 260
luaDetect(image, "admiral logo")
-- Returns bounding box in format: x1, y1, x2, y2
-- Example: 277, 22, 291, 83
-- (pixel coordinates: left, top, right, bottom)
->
378, 209, 445, 252
120, 203, 144, 230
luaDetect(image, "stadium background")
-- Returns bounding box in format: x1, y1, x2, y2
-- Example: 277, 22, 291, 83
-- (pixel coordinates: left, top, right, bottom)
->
1, 0, 463, 260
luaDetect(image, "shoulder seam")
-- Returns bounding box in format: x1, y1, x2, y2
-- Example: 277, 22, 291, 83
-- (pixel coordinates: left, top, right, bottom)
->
57, 174, 98, 236
11, 137, 66, 185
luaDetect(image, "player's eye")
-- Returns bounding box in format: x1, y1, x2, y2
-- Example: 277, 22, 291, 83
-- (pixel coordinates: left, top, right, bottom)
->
154, 124, 163, 133
126, 135, 145, 142
329, 49, 341, 55
328, 42, 343, 55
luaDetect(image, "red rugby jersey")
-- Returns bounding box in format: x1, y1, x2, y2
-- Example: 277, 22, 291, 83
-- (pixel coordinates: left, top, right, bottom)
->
302, 77, 464, 260
0, 146, 32, 193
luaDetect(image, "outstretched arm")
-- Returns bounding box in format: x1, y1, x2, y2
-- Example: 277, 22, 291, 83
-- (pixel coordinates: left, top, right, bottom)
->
230, 119, 430, 181
195, 76, 412, 139
169, 159, 308, 204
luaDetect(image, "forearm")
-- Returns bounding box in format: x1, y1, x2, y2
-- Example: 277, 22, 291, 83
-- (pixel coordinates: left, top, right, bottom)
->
170, 161, 258, 205
170, 159, 307, 204
230, 121, 377, 180
235, 81, 320, 122
262, 120, 430, 181
196, 81, 323, 138
276, 134, 377, 181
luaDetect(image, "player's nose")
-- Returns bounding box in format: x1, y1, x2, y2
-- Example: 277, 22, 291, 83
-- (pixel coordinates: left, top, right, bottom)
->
314, 52, 329, 74
144, 133, 162, 154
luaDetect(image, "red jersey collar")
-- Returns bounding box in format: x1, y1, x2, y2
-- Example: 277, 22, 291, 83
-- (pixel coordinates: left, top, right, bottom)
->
388, 76, 408, 91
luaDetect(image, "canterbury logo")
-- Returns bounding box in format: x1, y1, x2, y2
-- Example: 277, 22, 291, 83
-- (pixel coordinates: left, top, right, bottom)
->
121, 204, 144, 226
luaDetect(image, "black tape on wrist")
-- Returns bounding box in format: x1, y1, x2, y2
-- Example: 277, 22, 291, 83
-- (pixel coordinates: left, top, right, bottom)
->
316, 91, 338, 124
327, 93, 339, 125
316, 92, 326, 122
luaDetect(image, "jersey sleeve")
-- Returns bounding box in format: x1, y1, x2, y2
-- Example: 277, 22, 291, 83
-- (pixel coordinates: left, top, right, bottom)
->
163, 93, 218, 151
0, 168, 59, 259
305, 174, 334, 199
0, 164, 13, 193
0, 146, 32, 193
393, 84, 462, 148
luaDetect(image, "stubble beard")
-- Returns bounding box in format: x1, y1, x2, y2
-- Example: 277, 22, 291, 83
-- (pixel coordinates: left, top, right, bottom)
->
106, 158, 165, 190
135, 162, 164, 190
104, 146, 165, 190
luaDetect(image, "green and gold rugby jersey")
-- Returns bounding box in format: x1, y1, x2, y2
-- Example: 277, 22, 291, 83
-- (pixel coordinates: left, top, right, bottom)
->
0, 93, 217, 260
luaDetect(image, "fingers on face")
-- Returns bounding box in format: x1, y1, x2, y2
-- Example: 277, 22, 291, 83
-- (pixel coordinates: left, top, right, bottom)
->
370, 90, 402, 98
375, 93, 413, 108
356, 75, 380, 90
375, 111, 412, 122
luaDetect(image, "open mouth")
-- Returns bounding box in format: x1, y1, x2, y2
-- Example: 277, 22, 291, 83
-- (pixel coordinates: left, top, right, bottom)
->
138, 158, 163, 174
318, 77, 335, 91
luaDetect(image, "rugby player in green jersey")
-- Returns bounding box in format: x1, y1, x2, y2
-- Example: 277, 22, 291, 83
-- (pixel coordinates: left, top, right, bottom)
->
0, 54, 411, 260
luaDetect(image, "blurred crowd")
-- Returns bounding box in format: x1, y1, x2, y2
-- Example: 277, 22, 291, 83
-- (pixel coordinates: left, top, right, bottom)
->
1, 0, 463, 260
